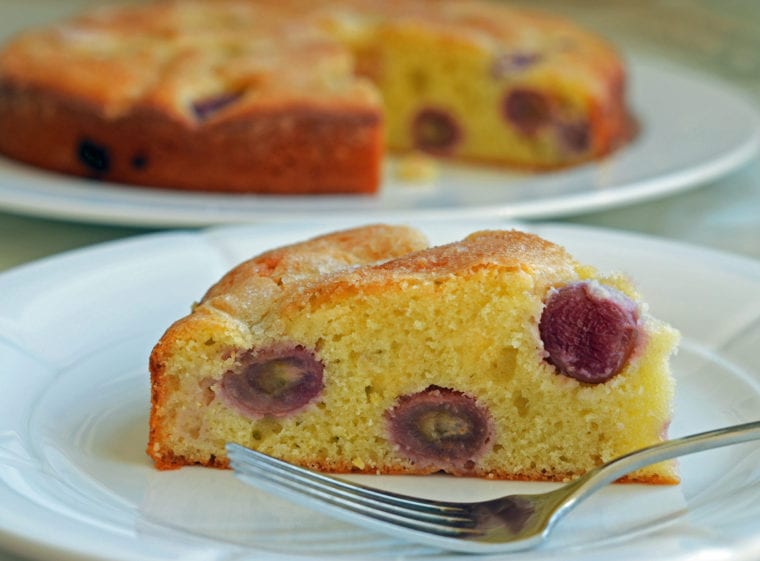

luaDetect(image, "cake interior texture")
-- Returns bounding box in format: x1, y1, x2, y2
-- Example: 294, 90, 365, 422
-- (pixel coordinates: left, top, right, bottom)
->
345, 2, 631, 167
148, 225, 679, 483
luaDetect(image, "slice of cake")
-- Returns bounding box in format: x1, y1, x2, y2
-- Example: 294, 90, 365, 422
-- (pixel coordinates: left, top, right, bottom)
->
148, 225, 679, 483
0, 0, 633, 194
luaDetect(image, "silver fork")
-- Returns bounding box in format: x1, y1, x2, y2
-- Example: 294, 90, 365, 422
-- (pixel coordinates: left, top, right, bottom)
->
227, 420, 760, 554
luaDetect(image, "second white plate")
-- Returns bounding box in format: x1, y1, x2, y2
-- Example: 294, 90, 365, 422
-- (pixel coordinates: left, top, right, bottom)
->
0, 57, 758, 226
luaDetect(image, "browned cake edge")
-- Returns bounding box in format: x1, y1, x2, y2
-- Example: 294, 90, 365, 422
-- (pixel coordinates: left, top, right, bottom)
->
0, 81, 383, 194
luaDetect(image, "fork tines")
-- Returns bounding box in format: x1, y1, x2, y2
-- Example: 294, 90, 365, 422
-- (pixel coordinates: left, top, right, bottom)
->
226, 443, 481, 538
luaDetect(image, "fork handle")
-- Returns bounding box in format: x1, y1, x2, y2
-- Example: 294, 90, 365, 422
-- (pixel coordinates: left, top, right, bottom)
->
558, 420, 760, 514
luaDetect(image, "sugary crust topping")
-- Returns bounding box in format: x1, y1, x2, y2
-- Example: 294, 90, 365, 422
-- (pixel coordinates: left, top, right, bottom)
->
0, 0, 622, 121
0, 1, 378, 120
295, 229, 581, 306
380, 229, 577, 277
176, 227, 579, 333
198, 224, 430, 321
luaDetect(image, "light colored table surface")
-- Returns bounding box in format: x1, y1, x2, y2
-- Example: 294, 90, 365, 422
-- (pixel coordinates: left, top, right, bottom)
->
0, 2, 758, 561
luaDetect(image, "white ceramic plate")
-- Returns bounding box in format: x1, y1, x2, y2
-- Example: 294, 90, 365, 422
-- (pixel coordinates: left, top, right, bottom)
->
1, 219, 760, 561
0, 57, 758, 227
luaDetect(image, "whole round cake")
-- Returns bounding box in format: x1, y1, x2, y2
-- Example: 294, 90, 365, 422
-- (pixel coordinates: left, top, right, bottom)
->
0, 1, 634, 194
148, 225, 679, 483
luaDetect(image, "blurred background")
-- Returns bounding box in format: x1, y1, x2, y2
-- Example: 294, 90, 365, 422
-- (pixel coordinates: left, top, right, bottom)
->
0, 0, 758, 271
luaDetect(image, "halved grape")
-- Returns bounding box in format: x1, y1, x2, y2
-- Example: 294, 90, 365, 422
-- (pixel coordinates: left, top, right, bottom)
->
219, 345, 324, 418
502, 88, 550, 134
386, 386, 492, 471
539, 281, 640, 383
411, 107, 462, 153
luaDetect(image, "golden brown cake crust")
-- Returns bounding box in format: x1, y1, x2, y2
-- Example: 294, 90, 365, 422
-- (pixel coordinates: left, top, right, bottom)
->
0, 0, 633, 193
0, 81, 383, 195
285, 229, 581, 312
